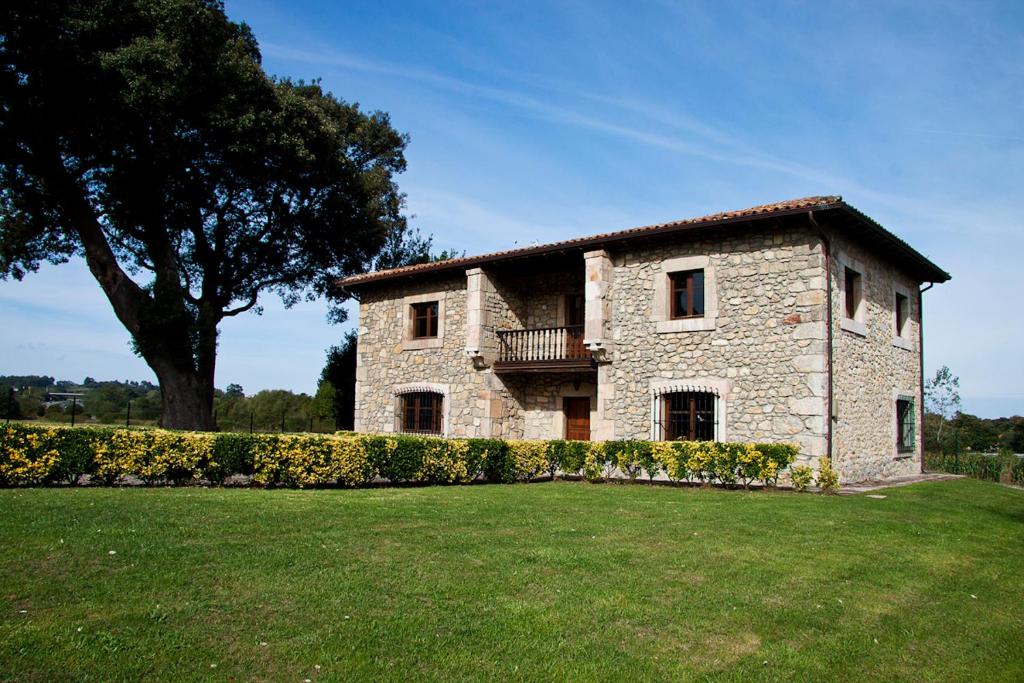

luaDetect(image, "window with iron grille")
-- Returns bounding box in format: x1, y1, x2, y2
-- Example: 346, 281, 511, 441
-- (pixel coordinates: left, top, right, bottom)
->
401, 392, 443, 434
411, 301, 439, 338
669, 270, 705, 319
896, 397, 915, 453
656, 391, 717, 441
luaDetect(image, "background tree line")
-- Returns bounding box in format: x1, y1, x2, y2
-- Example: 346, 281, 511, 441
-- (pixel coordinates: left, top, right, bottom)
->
923, 366, 1023, 454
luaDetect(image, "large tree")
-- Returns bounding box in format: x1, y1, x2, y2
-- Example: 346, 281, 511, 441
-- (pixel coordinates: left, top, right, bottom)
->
0, 0, 414, 429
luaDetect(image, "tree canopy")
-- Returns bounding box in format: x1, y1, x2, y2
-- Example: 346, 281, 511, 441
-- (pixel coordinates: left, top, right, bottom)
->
1, 0, 419, 429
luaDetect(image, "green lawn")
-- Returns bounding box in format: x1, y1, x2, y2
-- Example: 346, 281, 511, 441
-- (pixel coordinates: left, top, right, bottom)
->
1, 480, 1022, 682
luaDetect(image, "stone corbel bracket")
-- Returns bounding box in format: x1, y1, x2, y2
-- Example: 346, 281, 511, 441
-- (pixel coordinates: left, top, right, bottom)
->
585, 340, 613, 364
464, 348, 489, 370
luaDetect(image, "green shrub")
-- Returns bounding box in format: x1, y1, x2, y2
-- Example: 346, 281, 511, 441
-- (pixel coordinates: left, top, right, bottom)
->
790, 465, 814, 492
50, 427, 104, 484
208, 433, 254, 483
548, 440, 589, 478
926, 450, 1020, 484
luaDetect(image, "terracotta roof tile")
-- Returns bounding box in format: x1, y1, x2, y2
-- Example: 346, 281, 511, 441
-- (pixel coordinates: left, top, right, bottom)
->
338, 195, 949, 287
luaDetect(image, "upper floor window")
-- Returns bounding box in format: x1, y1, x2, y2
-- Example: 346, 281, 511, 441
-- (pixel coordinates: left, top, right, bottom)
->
895, 292, 909, 336
401, 392, 443, 434
896, 397, 915, 453
658, 390, 716, 441
844, 267, 862, 320
411, 301, 439, 339
669, 270, 705, 319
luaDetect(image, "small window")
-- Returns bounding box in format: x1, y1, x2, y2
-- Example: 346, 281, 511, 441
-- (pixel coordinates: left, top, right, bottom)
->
411, 301, 439, 339
659, 391, 716, 441
669, 270, 705, 319
895, 292, 909, 336
401, 392, 443, 434
844, 267, 862, 319
896, 398, 915, 453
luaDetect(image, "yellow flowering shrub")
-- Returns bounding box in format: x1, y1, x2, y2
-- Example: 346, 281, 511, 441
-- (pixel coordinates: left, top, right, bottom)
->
815, 456, 840, 494
333, 435, 373, 486
140, 431, 212, 484
0, 425, 59, 485
651, 442, 686, 482
583, 443, 605, 482
0, 423, 800, 492
93, 429, 151, 484
790, 464, 814, 492
506, 440, 549, 481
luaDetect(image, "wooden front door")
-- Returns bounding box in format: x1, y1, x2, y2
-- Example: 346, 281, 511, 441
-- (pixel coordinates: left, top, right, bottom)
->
564, 397, 591, 441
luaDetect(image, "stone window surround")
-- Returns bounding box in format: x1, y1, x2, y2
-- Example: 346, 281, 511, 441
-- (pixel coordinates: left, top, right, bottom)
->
892, 282, 914, 351
400, 291, 446, 351
392, 383, 450, 437
648, 377, 731, 441
548, 382, 598, 440
650, 255, 718, 333
891, 388, 917, 460
836, 251, 867, 337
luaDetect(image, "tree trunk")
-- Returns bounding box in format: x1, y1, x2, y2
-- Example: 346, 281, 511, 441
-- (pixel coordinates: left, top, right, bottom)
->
41, 150, 219, 432
149, 356, 214, 431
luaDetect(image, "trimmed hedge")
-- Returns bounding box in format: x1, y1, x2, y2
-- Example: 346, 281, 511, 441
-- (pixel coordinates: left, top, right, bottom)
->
925, 450, 1024, 485
1, 423, 799, 489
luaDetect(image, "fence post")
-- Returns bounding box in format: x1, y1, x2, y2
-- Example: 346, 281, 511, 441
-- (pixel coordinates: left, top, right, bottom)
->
309, 415, 314, 433
126, 399, 131, 428
280, 413, 285, 433
70, 396, 77, 426
5, 387, 13, 425
249, 411, 254, 435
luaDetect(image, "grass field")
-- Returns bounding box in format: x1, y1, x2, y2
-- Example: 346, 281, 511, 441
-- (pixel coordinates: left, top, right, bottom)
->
1, 479, 1022, 681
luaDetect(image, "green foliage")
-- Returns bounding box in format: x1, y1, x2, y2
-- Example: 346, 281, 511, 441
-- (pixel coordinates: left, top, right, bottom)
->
815, 456, 840, 494
0, 0, 421, 429
548, 440, 590, 477
790, 465, 814, 492
925, 451, 1024, 485
609, 440, 652, 481
1, 423, 806, 492
320, 331, 357, 431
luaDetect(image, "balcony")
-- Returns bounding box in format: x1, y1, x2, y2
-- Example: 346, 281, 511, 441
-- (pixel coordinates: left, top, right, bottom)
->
493, 325, 595, 373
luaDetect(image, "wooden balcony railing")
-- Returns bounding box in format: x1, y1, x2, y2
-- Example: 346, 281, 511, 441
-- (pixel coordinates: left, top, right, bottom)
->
494, 325, 594, 372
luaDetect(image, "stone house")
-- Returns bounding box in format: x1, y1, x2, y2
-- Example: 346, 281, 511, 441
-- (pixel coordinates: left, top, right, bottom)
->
339, 196, 949, 482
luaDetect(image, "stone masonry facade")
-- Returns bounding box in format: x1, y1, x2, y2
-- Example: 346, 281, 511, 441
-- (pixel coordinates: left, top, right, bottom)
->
351, 202, 941, 484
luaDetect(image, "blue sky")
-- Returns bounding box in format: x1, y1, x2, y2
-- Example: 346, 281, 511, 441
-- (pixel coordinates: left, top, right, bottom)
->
1, 1, 1022, 417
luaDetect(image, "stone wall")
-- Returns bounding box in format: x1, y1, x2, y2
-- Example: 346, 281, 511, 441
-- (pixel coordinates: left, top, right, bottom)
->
356, 273, 523, 439
829, 230, 923, 482
603, 225, 829, 462
352, 220, 927, 483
